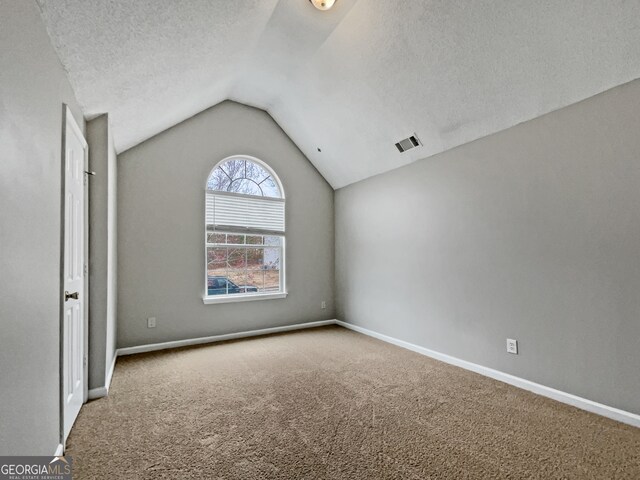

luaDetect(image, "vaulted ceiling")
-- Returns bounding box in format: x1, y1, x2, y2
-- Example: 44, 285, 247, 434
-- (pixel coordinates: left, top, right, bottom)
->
37, 0, 640, 188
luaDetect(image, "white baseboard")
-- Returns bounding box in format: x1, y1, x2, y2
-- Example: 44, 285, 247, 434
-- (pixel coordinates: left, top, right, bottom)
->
54, 443, 64, 456
88, 386, 108, 400
335, 320, 640, 428
87, 351, 118, 400
117, 319, 337, 357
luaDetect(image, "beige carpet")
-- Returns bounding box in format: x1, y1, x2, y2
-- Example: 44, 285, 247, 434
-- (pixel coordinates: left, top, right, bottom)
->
68, 326, 640, 479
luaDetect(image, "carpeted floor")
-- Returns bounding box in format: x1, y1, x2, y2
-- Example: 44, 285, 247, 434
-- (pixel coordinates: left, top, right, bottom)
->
67, 325, 640, 479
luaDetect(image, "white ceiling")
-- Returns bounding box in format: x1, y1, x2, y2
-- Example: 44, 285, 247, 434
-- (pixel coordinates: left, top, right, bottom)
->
37, 0, 640, 188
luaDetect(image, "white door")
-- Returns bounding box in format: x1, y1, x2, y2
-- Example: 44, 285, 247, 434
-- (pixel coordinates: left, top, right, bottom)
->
62, 106, 87, 442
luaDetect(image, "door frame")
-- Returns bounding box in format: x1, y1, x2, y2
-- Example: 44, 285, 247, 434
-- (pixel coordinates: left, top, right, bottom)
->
59, 104, 89, 450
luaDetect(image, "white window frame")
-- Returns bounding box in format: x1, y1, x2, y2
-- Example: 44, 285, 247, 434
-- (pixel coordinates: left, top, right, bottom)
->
203, 155, 287, 304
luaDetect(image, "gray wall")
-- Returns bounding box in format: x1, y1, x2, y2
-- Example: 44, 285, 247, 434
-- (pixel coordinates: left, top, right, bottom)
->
87, 115, 118, 390
0, 0, 85, 454
118, 101, 334, 347
336, 79, 640, 415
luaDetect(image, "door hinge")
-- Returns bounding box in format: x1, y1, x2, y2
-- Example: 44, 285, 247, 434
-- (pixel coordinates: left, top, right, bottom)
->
83, 356, 87, 367
84, 264, 88, 275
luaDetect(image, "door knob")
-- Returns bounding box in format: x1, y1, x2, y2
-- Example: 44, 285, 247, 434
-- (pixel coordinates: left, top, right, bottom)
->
65, 291, 79, 301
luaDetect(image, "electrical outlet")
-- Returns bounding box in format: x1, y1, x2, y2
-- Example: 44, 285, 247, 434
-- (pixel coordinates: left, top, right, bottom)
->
321, 300, 326, 309
147, 317, 157, 328
506, 338, 518, 355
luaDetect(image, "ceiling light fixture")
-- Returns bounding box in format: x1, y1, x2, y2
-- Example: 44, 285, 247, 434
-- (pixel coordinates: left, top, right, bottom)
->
309, 0, 336, 11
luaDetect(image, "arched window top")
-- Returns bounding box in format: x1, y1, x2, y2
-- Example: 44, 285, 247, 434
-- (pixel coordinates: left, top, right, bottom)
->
207, 156, 283, 199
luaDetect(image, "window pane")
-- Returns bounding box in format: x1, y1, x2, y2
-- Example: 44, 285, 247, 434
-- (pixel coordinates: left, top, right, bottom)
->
264, 247, 281, 293
264, 247, 281, 271
206, 246, 227, 296
246, 248, 265, 293
246, 269, 265, 293
229, 178, 262, 196
207, 167, 231, 191
246, 235, 263, 245
227, 248, 246, 269
264, 236, 282, 247
207, 261, 227, 274
245, 160, 270, 184
206, 238, 228, 296
260, 176, 281, 198
264, 269, 280, 293
207, 271, 227, 295
221, 159, 244, 182
207, 247, 227, 266
226, 270, 246, 294
207, 233, 226, 244
207, 263, 226, 277
227, 234, 245, 245
246, 248, 264, 270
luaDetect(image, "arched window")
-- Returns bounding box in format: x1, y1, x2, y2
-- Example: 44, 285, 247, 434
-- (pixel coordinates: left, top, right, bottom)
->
204, 156, 286, 303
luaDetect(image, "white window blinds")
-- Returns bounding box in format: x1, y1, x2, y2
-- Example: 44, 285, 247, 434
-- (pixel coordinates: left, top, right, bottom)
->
205, 190, 285, 234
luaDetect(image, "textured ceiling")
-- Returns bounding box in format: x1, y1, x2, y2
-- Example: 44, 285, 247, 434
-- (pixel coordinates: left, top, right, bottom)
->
37, 0, 640, 188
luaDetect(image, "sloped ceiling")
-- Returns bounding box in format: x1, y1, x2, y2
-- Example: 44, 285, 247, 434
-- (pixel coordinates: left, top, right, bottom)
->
37, 0, 640, 188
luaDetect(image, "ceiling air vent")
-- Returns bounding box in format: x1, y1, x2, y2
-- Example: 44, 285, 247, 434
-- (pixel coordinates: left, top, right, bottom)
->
395, 134, 422, 153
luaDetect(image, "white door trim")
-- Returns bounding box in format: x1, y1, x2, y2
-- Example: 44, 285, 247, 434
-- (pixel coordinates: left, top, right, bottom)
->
59, 104, 89, 451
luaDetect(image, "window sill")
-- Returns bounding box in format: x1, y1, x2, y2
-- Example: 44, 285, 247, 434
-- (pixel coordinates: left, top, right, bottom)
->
202, 292, 288, 305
